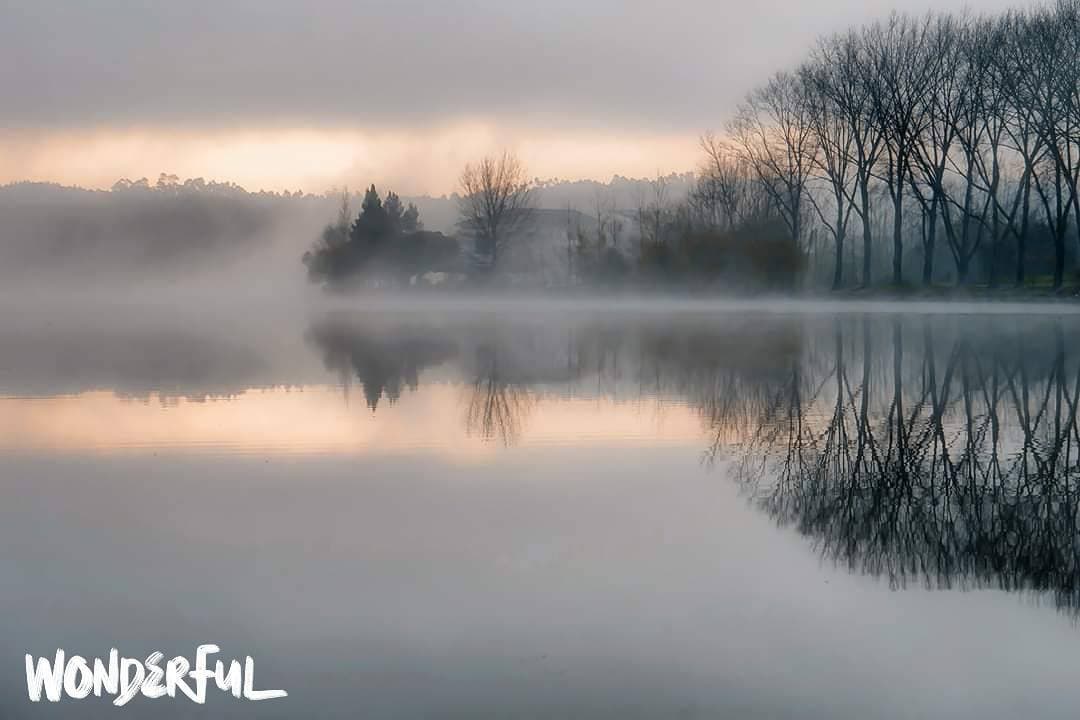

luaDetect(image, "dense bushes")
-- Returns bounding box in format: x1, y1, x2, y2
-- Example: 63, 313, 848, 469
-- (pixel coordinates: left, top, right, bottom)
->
570, 214, 805, 292
637, 218, 805, 290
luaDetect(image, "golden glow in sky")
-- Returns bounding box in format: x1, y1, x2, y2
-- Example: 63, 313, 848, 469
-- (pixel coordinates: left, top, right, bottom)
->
0, 123, 701, 195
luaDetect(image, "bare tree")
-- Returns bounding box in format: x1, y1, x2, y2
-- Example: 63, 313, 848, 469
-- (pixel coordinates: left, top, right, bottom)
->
862, 14, 937, 286
458, 152, 534, 269
996, 9, 1047, 286
812, 30, 886, 287
721, 1, 1080, 291
729, 71, 817, 249
801, 59, 858, 289
1017, 2, 1079, 288
968, 13, 1030, 287
876, 17, 934, 284
906, 14, 964, 286
635, 174, 671, 252
1061, 0, 1080, 275
695, 133, 774, 230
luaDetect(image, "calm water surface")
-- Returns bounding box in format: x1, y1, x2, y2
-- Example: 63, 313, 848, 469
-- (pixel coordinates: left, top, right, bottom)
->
2, 300, 1080, 718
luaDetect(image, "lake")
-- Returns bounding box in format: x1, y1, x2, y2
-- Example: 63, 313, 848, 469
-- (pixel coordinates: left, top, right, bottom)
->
3, 298, 1080, 719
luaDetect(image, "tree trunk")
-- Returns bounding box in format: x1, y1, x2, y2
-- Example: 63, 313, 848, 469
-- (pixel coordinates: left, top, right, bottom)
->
987, 236, 999, 289
861, 179, 873, 288
988, 147, 1002, 290
1054, 167, 1066, 290
1015, 165, 1033, 288
833, 233, 844, 290
833, 203, 845, 291
791, 198, 802, 252
1054, 228, 1065, 290
1072, 181, 1080, 285
922, 198, 937, 287
957, 254, 970, 286
892, 189, 904, 286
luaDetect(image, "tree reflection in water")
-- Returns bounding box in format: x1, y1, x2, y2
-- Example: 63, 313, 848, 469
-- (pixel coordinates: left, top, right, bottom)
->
307, 313, 799, 447
464, 342, 536, 446
307, 310, 1080, 612
731, 315, 1080, 613
306, 318, 458, 411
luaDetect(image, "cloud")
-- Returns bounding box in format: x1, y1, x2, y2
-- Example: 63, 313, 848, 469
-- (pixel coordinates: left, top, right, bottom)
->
1, 0, 1029, 132
0, 0, 1034, 190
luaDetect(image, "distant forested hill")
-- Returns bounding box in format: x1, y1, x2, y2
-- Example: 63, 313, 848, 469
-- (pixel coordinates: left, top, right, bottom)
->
0, 180, 326, 286
0, 174, 691, 290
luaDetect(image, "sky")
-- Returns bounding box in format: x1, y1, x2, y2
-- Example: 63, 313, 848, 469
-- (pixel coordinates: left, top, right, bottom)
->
0, 0, 1031, 195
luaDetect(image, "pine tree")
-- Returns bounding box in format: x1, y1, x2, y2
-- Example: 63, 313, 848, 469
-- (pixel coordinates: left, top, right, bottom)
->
351, 185, 390, 243
384, 191, 404, 235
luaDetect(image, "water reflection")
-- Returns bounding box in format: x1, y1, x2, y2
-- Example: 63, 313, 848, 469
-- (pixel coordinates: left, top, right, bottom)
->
0, 320, 271, 400
465, 343, 536, 446
3, 307, 1080, 615
730, 315, 1080, 613
307, 319, 458, 410
306, 312, 802, 447
306, 310, 1080, 614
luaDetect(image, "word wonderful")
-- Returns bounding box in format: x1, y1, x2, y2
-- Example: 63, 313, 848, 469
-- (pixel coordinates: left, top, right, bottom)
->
25, 646, 287, 706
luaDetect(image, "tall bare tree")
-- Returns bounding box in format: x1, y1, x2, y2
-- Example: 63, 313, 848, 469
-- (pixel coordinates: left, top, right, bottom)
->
906, 14, 964, 286
1021, 3, 1079, 287
717, 1, 1080, 291
969, 14, 1026, 287
801, 59, 858, 289
862, 14, 936, 286
936, 14, 991, 286
729, 71, 817, 250
812, 30, 886, 287
458, 152, 534, 268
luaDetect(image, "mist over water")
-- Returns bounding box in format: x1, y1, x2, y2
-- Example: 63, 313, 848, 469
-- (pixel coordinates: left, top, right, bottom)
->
3, 298, 1080, 718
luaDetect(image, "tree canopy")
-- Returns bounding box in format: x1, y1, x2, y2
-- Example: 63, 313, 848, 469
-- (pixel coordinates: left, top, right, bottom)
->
304, 185, 456, 288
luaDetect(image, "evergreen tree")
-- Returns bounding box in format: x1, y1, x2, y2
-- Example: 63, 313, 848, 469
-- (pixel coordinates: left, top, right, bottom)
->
384, 191, 404, 235
350, 184, 390, 243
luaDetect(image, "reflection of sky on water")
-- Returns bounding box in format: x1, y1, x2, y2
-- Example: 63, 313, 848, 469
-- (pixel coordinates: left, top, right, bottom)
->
0, 386, 706, 455
3, 304, 1080, 718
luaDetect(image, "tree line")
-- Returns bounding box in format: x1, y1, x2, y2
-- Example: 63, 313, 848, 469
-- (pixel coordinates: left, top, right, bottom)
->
701, 0, 1080, 290
453, 152, 807, 290
0, 177, 323, 283
305, 0, 1080, 296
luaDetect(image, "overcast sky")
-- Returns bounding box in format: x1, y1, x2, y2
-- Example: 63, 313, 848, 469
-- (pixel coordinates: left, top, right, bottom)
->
0, 0, 1035, 194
